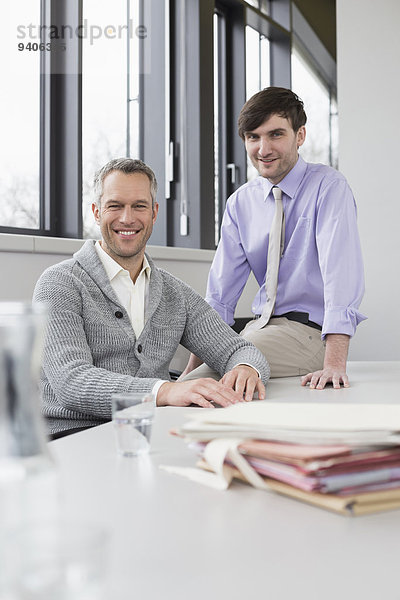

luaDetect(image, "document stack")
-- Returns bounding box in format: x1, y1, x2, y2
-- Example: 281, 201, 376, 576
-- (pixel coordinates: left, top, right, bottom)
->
174, 402, 400, 516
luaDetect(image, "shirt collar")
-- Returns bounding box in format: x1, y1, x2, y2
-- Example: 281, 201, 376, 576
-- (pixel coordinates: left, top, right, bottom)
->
139, 254, 151, 280
95, 240, 151, 283
261, 155, 308, 201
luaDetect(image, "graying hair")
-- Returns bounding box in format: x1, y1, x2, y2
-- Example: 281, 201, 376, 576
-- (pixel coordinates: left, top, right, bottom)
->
93, 158, 158, 207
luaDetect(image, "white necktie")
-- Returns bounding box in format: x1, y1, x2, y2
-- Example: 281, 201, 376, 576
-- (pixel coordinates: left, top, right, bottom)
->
246, 186, 285, 332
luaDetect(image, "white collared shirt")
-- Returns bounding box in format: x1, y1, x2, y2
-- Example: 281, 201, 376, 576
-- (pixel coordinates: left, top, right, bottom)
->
95, 240, 150, 339
95, 241, 167, 399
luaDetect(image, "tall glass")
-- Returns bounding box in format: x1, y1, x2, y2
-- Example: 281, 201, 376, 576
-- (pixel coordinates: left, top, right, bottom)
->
0, 303, 110, 598
0, 302, 58, 541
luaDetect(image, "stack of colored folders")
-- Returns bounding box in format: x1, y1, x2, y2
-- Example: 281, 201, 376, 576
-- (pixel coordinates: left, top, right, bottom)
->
174, 402, 400, 516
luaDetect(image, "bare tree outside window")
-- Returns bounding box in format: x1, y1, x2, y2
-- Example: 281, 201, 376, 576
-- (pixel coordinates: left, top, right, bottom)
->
0, 176, 39, 229
0, 1, 40, 229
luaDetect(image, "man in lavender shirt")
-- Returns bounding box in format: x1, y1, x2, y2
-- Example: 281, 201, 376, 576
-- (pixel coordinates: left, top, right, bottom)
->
181, 87, 366, 390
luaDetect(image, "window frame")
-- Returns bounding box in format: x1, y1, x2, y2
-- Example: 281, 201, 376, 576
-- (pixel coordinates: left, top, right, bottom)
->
0, 0, 83, 239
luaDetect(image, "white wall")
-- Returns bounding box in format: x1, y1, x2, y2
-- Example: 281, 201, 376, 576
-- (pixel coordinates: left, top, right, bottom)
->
337, 0, 400, 360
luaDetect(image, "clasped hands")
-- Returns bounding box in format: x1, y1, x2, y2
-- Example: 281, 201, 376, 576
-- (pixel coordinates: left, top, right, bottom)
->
157, 364, 265, 408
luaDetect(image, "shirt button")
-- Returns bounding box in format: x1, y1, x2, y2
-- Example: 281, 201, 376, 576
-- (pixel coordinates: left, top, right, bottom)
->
137, 344, 143, 353
115, 311, 123, 319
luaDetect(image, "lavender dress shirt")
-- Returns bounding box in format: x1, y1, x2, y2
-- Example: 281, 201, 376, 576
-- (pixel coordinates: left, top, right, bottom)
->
206, 156, 366, 339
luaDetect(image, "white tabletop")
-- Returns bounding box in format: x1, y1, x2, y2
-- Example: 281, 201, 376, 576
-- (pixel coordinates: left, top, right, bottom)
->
50, 362, 400, 600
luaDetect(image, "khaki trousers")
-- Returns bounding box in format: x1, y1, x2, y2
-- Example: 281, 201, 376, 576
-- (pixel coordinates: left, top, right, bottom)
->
181, 317, 325, 381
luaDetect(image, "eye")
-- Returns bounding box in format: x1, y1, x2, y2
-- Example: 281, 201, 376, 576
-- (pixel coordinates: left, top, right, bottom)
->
246, 133, 258, 141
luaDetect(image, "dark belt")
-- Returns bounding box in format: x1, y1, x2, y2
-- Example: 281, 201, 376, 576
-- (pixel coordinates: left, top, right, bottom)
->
256, 311, 322, 331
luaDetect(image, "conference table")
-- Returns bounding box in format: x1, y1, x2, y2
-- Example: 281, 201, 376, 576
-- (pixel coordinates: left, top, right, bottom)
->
50, 362, 400, 600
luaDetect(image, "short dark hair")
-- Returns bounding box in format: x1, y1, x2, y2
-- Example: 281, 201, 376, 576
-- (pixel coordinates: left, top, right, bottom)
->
238, 87, 307, 139
93, 158, 158, 207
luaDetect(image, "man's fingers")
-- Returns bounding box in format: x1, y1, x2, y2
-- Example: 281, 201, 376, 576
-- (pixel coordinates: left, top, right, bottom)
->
199, 378, 242, 406
189, 394, 215, 409
212, 388, 242, 407
316, 375, 329, 390
244, 385, 254, 402
172, 373, 265, 408
243, 378, 256, 402
189, 369, 263, 407
164, 379, 242, 407
220, 371, 236, 389
302, 369, 350, 390
233, 373, 246, 399
224, 375, 256, 402
309, 372, 322, 389
255, 379, 266, 400
221, 366, 262, 403
301, 373, 312, 386
307, 371, 328, 390
331, 373, 350, 389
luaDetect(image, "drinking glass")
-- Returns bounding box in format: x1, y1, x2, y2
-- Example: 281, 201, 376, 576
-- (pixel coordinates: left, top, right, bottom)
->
112, 392, 155, 456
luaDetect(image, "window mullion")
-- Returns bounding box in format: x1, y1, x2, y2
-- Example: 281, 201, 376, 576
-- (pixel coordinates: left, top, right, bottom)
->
41, 0, 82, 239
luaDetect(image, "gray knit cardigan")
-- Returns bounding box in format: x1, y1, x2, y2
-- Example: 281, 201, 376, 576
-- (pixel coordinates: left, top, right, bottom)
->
33, 240, 270, 433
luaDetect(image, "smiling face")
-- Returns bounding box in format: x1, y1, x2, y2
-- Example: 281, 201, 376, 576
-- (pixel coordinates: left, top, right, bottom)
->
92, 171, 158, 276
244, 114, 306, 184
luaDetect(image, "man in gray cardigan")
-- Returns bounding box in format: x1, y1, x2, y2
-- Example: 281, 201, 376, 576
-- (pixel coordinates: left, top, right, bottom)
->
34, 158, 270, 435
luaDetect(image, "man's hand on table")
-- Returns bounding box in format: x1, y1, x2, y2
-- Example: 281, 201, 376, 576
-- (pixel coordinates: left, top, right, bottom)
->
157, 364, 264, 408
301, 367, 349, 390
300, 333, 350, 390
220, 364, 265, 402
157, 378, 244, 408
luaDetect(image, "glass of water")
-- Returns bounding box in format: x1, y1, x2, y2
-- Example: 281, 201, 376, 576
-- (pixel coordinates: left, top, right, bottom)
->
111, 393, 155, 456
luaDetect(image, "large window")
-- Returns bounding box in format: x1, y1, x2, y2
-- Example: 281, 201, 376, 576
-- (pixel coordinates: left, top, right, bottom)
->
82, 0, 140, 238
245, 26, 270, 101
245, 24, 271, 180
0, 0, 41, 230
292, 46, 338, 168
